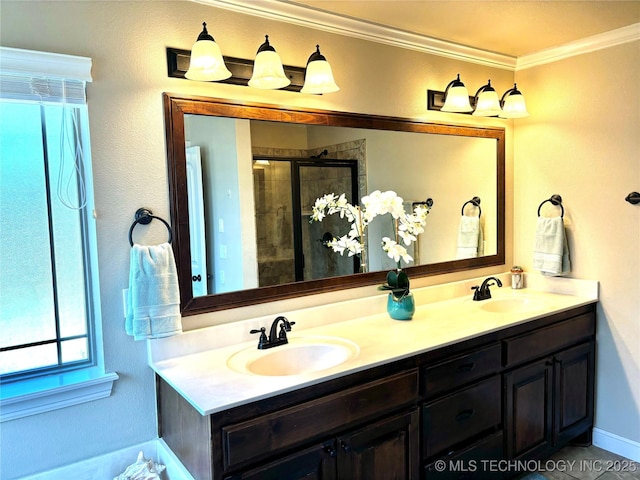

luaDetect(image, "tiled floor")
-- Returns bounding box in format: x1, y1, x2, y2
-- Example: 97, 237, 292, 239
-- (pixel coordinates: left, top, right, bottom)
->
532, 445, 640, 480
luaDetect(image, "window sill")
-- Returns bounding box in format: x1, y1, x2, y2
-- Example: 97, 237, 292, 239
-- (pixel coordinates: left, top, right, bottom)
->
0, 368, 119, 422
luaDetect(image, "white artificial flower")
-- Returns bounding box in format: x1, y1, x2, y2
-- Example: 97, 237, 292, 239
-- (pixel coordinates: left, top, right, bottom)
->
381, 237, 414, 264
311, 190, 430, 266
397, 229, 417, 246
329, 235, 362, 257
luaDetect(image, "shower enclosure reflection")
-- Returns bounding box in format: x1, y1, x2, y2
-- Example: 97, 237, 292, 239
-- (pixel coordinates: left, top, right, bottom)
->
253, 158, 358, 288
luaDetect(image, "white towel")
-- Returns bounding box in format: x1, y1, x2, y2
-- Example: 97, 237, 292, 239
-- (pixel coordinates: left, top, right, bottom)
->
126, 243, 182, 341
533, 217, 571, 276
456, 216, 483, 259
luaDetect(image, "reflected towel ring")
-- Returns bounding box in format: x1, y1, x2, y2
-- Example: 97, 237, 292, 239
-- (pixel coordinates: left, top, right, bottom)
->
537, 194, 564, 218
461, 196, 481, 217
128, 208, 173, 246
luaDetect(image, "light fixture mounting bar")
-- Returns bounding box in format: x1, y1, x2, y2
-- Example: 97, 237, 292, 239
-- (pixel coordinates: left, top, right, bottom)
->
166, 47, 306, 92
427, 89, 476, 114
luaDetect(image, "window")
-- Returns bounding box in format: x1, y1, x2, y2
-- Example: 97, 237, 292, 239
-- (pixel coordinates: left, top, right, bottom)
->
0, 101, 95, 378
0, 47, 117, 421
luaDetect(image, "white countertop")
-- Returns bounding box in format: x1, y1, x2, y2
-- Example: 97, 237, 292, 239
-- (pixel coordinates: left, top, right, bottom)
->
149, 274, 598, 416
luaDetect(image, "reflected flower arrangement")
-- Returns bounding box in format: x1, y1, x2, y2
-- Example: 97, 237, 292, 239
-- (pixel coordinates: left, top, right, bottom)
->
310, 190, 430, 270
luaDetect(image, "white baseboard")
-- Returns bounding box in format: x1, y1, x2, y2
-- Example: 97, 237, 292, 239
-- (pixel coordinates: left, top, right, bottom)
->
19, 438, 194, 480
593, 427, 640, 462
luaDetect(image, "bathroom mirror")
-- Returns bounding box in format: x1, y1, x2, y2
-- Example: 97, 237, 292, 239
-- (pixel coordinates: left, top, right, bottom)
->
164, 94, 505, 315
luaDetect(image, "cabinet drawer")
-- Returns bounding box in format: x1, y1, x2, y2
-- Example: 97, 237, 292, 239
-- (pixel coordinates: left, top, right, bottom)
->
222, 369, 419, 470
423, 344, 501, 398
425, 431, 503, 479
423, 376, 501, 459
503, 312, 595, 367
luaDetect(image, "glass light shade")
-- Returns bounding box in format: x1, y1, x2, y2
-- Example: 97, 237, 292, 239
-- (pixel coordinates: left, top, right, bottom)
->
473, 89, 502, 116
301, 45, 339, 94
185, 23, 231, 82
441, 75, 472, 112
500, 92, 529, 118
441, 85, 472, 112
248, 36, 290, 90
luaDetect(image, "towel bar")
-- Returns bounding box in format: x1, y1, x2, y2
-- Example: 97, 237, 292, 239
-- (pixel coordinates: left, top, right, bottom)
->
461, 197, 481, 217
537, 194, 564, 218
128, 208, 173, 246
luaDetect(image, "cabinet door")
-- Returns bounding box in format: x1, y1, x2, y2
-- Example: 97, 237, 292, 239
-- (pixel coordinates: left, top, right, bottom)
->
337, 408, 420, 480
224, 441, 337, 480
504, 359, 553, 459
425, 431, 504, 480
553, 342, 594, 446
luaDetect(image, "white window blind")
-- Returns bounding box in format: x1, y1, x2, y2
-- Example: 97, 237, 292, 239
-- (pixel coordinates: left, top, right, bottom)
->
0, 46, 92, 104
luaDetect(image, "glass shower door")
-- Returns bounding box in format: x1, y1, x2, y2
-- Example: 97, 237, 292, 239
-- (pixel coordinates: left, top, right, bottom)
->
298, 162, 358, 281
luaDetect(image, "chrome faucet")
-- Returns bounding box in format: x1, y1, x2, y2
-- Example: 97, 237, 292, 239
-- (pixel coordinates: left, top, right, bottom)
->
250, 316, 296, 349
471, 277, 503, 301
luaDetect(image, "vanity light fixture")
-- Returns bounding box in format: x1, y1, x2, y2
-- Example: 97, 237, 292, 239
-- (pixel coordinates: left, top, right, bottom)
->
499, 84, 529, 118
184, 22, 232, 82
300, 45, 340, 94
440, 74, 473, 113
170, 32, 339, 93
248, 35, 291, 90
427, 79, 530, 119
472, 80, 502, 117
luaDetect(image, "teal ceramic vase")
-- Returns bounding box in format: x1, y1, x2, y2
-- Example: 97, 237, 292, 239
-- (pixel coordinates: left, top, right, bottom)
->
387, 292, 415, 320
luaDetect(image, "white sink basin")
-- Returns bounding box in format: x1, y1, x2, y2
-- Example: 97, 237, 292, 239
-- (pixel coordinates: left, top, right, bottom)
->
227, 336, 360, 376
478, 295, 548, 314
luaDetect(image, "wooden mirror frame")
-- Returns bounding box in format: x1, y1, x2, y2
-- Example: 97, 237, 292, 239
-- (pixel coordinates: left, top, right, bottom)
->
164, 93, 505, 315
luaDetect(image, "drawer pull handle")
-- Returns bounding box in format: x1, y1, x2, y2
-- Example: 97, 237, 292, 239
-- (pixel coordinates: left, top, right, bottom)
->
340, 441, 352, 453
457, 362, 475, 372
455, 409, 475, 422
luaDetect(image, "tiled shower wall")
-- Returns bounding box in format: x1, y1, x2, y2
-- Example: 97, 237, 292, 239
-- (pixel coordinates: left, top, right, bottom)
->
252, 140, 366, 287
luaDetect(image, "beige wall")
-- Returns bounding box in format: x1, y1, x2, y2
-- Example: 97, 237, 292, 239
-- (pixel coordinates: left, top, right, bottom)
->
514, 42, 640, 443
0, 1, 514, 476
8, 0, 638, 476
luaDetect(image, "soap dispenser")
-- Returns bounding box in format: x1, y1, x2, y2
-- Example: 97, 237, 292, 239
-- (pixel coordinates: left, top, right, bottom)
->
510, 266, 524, 289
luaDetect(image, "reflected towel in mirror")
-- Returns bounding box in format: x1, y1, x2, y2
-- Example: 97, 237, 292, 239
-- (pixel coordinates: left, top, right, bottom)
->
456, 216, 483, 259
126, 243, 182, 340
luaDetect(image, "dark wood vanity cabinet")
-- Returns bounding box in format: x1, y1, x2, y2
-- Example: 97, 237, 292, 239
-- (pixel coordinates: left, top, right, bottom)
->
504, 341, 595, 459
421, 344, 503, 479
223, 408, 420, 480
159, 369, 421, 480
223, 409, 420, 480
503, 311, 595, 461
158, 303, 596, 480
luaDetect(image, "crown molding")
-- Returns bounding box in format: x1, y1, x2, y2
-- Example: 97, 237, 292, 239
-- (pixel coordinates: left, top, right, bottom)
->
193, 0, 517, 70
193, 1, 639, 72
516, 23, 640, 71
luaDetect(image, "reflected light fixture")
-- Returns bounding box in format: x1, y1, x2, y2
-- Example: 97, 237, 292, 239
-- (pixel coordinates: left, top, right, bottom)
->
184, 22, 232, 82
441, 74, 473, 113
472, 80, 502, 117
499, 84, 529, 118
300, 45, 340, 94
248, 35, 291, 90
